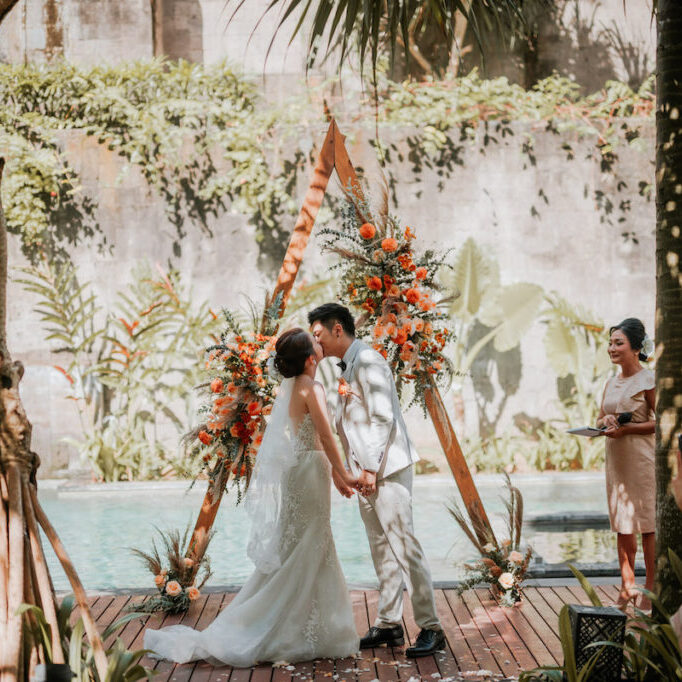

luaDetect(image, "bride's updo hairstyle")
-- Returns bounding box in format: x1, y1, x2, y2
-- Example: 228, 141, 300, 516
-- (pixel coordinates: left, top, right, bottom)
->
274, 328, 314, 378
609, 318, 648, 361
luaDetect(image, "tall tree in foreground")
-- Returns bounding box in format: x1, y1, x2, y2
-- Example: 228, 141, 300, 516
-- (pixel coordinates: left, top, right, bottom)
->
655, 0, 682, 615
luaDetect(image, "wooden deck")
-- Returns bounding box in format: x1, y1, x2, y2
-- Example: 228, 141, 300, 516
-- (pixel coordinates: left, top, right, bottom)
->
83, 585, 622, 681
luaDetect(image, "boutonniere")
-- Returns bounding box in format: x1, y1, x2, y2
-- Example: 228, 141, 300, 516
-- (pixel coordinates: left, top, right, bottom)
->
338, 378, 359, 398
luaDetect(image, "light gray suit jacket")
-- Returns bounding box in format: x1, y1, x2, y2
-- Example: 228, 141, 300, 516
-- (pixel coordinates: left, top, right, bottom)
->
335, 339, 419, 480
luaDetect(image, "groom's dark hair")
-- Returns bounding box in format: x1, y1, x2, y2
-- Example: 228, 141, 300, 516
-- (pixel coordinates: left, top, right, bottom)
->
308, 303, 356, 337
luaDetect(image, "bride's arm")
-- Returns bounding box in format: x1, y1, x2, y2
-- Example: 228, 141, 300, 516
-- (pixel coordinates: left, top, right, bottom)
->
306, 382, 357, 487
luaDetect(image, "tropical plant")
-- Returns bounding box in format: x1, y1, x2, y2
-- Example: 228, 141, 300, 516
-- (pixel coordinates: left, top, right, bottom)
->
19, 259, 221, 480
439, 236, 543, 436
520, 555, 682, 681
19, 596, 152, 682
131, 526, 213, 614
227, 0, 541, 83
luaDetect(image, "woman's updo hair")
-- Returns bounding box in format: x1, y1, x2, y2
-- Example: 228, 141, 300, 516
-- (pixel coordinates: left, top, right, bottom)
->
274, 328, 314, 378
609, 318, 648, 361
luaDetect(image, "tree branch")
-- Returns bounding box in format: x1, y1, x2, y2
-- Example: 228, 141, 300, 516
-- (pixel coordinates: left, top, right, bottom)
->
0, 0, 20, 27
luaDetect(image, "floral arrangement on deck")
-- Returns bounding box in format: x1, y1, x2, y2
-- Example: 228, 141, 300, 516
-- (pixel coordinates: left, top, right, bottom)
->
320, 195, 455, 408
185, 299, 281, 497
451, 474, 533, 607
131, 527, 213, 614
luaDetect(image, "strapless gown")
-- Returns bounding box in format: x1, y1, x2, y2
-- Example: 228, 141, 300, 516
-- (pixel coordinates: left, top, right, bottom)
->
144, 414, 359, 666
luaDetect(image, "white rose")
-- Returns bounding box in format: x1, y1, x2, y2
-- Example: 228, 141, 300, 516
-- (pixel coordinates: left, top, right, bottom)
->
509, 550, 524, 563
498, 572, 515, 590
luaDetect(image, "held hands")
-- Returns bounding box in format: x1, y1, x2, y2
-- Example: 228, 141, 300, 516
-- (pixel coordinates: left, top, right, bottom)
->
357, 470, 377, 497
332, 469, 357, 499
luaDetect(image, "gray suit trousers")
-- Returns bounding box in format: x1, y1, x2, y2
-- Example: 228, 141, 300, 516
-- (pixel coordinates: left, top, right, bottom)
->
358, 466, 440, 630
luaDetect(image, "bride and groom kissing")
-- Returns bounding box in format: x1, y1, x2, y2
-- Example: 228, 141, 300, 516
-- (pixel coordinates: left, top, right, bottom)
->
144, 303, 445, 667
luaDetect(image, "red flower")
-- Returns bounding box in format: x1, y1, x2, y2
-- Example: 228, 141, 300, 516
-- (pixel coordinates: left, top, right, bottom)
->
404, 288, 421, 304
210, 377, 224, 393
359, 223, 376, 239
381, 237, 398, 252
247, 401, 261, 416
198, 430, 212, 445
415, 267, 428, 280
367, 276, 383, 291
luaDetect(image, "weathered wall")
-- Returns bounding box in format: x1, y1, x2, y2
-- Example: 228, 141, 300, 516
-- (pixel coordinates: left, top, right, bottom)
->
0, 1, 655, 95
6, 120, 655, 474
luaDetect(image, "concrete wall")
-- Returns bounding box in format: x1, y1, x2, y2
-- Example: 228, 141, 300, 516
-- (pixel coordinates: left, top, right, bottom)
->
1, 1, 655, 94
6, 120, 655, 474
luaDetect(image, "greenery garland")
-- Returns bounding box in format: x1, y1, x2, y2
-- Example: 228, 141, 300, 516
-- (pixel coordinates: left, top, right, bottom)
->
1, 61, 654, 267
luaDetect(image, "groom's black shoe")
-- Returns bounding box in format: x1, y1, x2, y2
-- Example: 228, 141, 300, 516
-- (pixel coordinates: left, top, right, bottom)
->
359, 625, 405, 648
405, 628, 446, 658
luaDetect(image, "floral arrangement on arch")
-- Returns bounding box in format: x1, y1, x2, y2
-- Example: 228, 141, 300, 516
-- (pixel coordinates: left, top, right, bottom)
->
131, 527, 214, 614
185, 300, 282, 497
450, 474, 533, 607
320, 195, 455, 408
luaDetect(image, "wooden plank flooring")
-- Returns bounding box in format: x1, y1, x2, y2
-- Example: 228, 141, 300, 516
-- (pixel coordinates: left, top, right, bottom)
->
75, 587, 620, 681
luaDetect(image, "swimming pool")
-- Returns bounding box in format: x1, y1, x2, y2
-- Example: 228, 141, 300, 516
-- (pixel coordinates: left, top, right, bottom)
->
38, 472, 617, 592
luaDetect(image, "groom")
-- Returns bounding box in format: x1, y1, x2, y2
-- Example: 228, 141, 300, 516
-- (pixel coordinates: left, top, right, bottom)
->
308, 303, 445, 658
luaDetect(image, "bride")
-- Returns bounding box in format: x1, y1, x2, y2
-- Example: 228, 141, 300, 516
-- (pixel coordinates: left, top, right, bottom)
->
144, 328, 360, 666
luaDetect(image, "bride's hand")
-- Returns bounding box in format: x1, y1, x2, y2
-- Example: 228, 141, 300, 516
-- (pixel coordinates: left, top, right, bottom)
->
332, 470, 355, 498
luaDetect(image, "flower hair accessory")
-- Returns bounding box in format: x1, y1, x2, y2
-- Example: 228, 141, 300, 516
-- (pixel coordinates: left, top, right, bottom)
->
266, 352, 283, 382
641, 335, 654, 360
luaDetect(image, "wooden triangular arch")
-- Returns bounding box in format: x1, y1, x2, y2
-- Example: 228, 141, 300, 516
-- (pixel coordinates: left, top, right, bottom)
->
187, 119, 495, 568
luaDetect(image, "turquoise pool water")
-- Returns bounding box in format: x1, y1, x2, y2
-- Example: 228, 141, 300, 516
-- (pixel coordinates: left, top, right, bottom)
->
38, 473, 617, 592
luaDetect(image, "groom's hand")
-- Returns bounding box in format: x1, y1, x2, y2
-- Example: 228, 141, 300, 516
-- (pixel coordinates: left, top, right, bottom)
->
332, 470, 355, 498
358, 470, 377, 497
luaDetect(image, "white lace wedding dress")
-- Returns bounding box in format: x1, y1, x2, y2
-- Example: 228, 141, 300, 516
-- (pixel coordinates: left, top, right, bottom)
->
144, 411, 359, 667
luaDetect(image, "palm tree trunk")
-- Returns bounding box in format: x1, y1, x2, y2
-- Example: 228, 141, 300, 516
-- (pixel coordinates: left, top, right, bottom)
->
655, 0, 682, 615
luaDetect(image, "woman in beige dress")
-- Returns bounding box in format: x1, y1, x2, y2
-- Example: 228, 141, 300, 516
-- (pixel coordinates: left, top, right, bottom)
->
597, 318, 655, 610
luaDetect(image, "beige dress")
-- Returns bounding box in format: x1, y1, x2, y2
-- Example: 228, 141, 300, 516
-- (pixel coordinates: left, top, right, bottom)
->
603, 368, 655, 534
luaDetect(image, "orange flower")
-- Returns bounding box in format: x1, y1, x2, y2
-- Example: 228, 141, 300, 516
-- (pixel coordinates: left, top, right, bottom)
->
198, 430, 212, 445
230, 423, 243, 438
210, 377, 224, 393
359, 223, 376, 239
165, 580, 182, 597
338, 378, 350, 396
383, 275, 395, 286
154, 574, 166, 587
381, 237, 398, 252
261, 404, 273, 416
372, 325, 385, 339
404, 288, 421, 304
384, 322, 397, 337
414, 319, 425, 333
404, 226, 416, 240
367, 276, 383, 291
424, 322, 433, 336
386, 284, 400, 298
247, 401, 261, 416
392, 329, 408, 346
362, 298, 377, 313
231, 462, 247, 476
226, 382, 236, 394
254, 432, 263, 445
187, 586, 200, 601
415, 267, 427, 280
